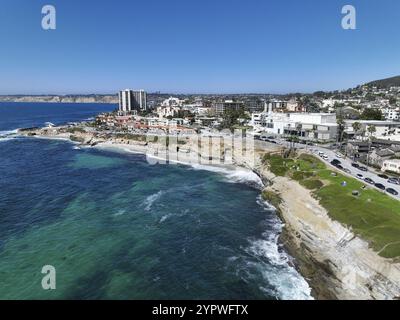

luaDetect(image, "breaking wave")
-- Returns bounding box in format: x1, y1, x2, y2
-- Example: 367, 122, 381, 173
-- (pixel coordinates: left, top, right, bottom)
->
142, 191, 164, 212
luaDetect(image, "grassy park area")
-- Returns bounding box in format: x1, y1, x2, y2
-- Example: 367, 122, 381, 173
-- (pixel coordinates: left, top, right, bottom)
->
262, 152, 400, 259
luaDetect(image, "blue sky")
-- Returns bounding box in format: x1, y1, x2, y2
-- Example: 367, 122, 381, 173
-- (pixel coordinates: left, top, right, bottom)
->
0, 0, 400, 94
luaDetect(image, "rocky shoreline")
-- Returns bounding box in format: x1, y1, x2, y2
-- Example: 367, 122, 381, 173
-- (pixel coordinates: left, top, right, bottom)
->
18, 125, 400, 300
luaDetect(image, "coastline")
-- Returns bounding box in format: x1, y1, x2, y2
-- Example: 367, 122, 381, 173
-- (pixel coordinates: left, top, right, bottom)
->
17, 126, 400, 299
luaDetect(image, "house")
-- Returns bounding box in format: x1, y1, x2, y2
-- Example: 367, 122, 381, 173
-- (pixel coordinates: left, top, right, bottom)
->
382, 159, 400, 174
369, 148, 395, 167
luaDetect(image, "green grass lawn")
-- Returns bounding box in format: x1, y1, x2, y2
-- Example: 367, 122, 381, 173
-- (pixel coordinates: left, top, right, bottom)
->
263, 152, 400, 259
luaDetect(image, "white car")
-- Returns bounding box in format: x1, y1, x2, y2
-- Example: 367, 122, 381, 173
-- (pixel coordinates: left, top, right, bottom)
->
336, 153, 343, 158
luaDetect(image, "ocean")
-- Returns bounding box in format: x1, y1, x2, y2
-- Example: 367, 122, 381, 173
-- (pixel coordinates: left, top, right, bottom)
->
0, 102, 312, 300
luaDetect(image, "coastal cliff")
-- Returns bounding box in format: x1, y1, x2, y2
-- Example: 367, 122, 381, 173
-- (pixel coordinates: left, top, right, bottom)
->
19, 126, 400, 300
235, 155, 400, 300
0, 95, 118, 104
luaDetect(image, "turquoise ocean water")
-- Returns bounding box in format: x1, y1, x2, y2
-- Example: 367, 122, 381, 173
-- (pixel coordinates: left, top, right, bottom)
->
0, 103, 312, 299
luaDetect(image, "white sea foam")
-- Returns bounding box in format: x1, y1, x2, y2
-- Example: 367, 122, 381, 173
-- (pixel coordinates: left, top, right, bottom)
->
243, 201, 313, 300
247, 236, 313, 300
159, 213, 173, 223
0, 129, 19, 137
189, 163, 263, 188
143, 191, 164, 211
0, 129, 20, 142
113, 209, 126, 217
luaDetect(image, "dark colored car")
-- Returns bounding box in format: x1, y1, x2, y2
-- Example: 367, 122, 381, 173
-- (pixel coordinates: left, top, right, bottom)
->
357, 174, 363, 178
330, 160, 341, 166
358, 166, 368, 172
364, 177, 375, 184
378, 174, 389, 180
388, 178, 400, 185
387, 188, 399, 196
336, 164, 344, 170
351, 163, 360, 168
375, 183, 386, 191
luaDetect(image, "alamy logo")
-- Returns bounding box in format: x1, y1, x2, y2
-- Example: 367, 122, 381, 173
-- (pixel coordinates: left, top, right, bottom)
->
342, 5, 356, 30
41, 265, 56, 290
41, 5, 56, 30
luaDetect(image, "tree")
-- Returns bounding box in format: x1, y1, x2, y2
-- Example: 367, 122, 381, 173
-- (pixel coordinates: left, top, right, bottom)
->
219, 107, 247, 132
366, 125, 376, 167
352, 122, 362, 139
336, 115, 345, 146
360, 108, 383, 120
367, 124, 376, 137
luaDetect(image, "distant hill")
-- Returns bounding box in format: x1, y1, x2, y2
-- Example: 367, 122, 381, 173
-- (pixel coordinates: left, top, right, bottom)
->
366, 75, 400, 88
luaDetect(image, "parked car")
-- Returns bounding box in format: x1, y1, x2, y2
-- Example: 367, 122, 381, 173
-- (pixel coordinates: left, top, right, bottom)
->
364, 177, 375, 184
357, 174, 363, 178
388, 178, 400, 185
335, 153, 343, 158
387, 188, 399, 196
375, 183, 386, 191
336, 164, 344, 170
358, 166, 368, 172
343, 168, 351, 174
351, 163, 360, 168
378, 174, 389, 180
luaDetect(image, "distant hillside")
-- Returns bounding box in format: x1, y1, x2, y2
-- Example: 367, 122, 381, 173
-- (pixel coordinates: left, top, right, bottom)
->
366, 75, 400, 88
0, 94, 118, 104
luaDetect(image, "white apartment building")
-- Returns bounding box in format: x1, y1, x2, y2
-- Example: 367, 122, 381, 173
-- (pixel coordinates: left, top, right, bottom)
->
382, 159, 400, 174
382, 107, 400, 121
251, 111, 338, 141
118, 89, 147, 113
344, 120, 400, 141
156, 106, 181, 119
161, 97, 184, 107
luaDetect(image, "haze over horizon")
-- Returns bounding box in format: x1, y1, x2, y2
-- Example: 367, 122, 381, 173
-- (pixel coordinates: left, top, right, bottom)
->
1, 0, 400, 95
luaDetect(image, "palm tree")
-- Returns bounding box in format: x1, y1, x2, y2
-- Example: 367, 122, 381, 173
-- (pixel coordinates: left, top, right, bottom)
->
336, 116, 345, 151
366, 125, 376, 167
352, 122, 362, 140
367, 124, 376, 138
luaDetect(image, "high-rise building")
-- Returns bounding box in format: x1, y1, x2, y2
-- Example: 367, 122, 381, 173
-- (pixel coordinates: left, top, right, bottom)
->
118, 89, 147, 113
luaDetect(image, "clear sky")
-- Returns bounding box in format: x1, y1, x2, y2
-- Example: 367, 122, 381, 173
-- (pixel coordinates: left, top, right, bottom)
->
1, 0, 400, 94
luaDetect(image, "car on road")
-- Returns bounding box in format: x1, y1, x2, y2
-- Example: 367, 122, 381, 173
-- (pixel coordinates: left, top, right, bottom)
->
322, 155, 329, 160
387, 188, 399, 196
336, 164, 344, 170
364, 177, 375, 185
331, 159, 341, 166
343, 168, 351, 174
357, 174, 363, 178
358, 166, 368, 172
351, 163, 360, 168
335, 153, 343, 158
375, 183, 386, 191
378, 174, 389, 180
388, 178, 400, 185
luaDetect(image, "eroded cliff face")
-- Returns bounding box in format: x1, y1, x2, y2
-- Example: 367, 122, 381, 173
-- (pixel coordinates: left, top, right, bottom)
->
230, 147, 400, 300
256, 168, 400, 300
